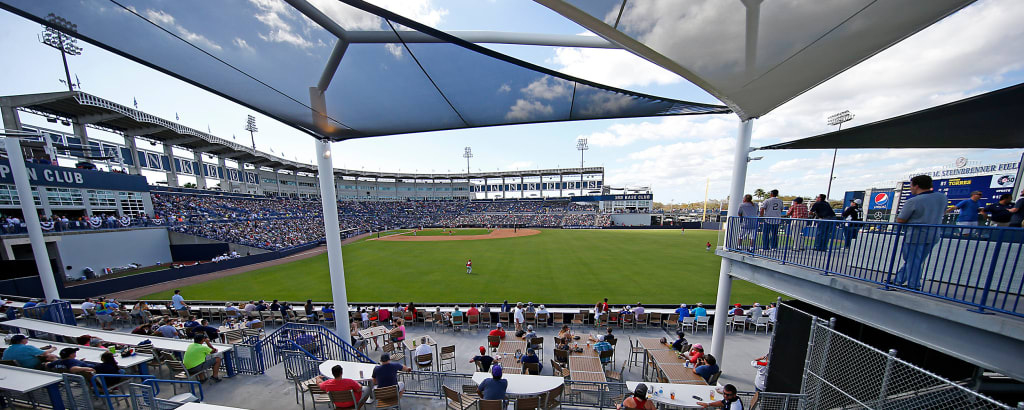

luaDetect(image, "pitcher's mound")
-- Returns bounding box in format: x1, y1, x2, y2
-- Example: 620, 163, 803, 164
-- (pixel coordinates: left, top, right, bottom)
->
374, 228, 541, 241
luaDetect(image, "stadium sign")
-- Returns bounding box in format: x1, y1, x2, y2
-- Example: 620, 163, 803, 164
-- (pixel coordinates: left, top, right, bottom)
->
0, 159, 150, 191
909, 160, 1018, 179
573, 194, 652, 202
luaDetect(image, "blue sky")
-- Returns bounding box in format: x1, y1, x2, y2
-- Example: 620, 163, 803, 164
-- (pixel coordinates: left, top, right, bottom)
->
0, 0, 1021, 203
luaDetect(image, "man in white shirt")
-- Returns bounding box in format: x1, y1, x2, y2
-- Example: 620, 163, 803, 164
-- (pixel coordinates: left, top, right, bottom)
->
414, 337, 433, 366
751, 355, 768, 391
80, 298, 96, 312
633, 303, 645, 320
513, 303, 525, 332
766, 303, 778, 324
759, 189, 785, 249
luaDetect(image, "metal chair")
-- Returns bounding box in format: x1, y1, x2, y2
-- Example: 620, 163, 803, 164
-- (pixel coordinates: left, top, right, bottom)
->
306, 382, 333, 409
444, 385, 477, 410
754, 316, 771, 334
439, 345, 456, 372
524, 362, 540, 375
467, 314, 480, 330
648, 313, 663, 328
373, 385, 401, 409
536, 312, 549, 327
452, 315, 464, 332
414, 353, 433, 372
487, 336, 501, 353
635, 313, 649, 328
696, 316, 711, 333
681, 316, 696, 333
478, 399, 504, 410
516, 396, 541, 410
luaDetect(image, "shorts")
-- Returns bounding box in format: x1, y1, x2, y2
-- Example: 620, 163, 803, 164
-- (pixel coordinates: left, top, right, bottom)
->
188, 355, 218, 374
97, 314, 113, 323
739, 228, 756, 239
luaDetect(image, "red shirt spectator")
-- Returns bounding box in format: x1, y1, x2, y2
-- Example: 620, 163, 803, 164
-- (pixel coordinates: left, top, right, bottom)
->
378, 308, 390, 322
488, 326, 506, 347
467, 306, 480, 316
318, 376, 362, 407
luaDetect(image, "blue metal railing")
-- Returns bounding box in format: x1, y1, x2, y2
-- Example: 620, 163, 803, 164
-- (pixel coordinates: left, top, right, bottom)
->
22, 301, 77, 326
232, 322, 374, 375
723, 217, 1024, 317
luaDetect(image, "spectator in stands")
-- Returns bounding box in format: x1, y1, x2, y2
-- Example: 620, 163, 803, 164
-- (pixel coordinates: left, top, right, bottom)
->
349, 322, 367, 352
557, 325, 573, 342
675, 303, 689, 323
269, 300, 281, 311
752, 355, 769, 392
244, 301, 257, 313
256, 300, 268, 311
730, 304, 744, 316
304, 300, 317, 321
691, 303, 707, 317
46, 348, 96, 376
760, 189, 785, 251
225, 302, 242, 319
766, 303, 778, 324
3, 334, 56, 368
452, 306, 463, 322
616, 383, 656, 410
156, 320, 179, 338
80, 298, 97, 313
525, 302, 536, 314
131, 324, 153, 335
811, 194, 837, 251
537, 305, 551, 325
737, 194, 759, 251
788, 197, 810, 251
1011, 188, 1024, 228
183, 315, 200, 329
501, 300, 510, 313
520, 348, 542, 374
193, 319, 220, 342
672, 331, 689, 352
171, 289, 188, 311
184, 334, 222, 382
245, 316, 262, 329
314, 364, 368, 409
372, 354, 410, 395
693, 354, 720, 384
389, 319, 406, 343
688, 344, 705, 365
94, 352, 126, 385
747, 303, 763, 327
488, 323, 506, 347
279, 301, 293, 315
512, 302, 526, 332
894, 175, 948, 290
95, 298, 116, 331
982, 194, 1014, 227
76, 334, 104, 347
130, 301, 151, 322
477, 364, 508, 400
470, 346, 493, 372
633, 303, 645, 320
841, 199, 863, 248
697, 383, 739, 409
413, 336, 432, 366
593, 336, 613, 364
467, 303, 479, 318
523, 325, 538, 349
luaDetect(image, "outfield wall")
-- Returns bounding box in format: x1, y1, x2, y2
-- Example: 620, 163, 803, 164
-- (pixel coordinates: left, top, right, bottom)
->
56, 228, 173, 280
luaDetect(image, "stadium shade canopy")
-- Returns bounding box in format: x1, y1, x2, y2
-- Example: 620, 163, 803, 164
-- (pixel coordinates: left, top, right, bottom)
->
537, 0, 976, 120
0, 0, 730, 142
759, 83, 1024, 150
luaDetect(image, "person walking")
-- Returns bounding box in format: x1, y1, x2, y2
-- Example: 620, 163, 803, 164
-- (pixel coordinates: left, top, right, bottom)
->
841, 199, 863, 248
893, 175, 947, 290
466, 259, 472, 274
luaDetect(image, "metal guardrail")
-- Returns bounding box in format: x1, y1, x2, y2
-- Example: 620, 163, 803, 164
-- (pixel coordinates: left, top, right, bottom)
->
724, 217, 1024, 317
232, 323, 373, 375
23, 301, 77, 326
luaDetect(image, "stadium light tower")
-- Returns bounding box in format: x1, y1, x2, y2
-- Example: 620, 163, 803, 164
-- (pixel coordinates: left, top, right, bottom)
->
245, 115, 258, 151
39, 13, 82, 93
577, 138, 588, 194
463, 146, 473, 175
826, 110, 854, 199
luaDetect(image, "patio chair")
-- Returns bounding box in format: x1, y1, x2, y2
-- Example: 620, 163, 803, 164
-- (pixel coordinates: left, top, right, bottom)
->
552, 312, 564, 325
439, 345, 456, 372
306, 382, 333, 409
467, 314, 480, 330
373, 385, 401, 409
605, 360, 625, 382
754, 316, 771, 334
444, 385, 477, 410
696, 316, 710, 333
524, 362, 540, 375
478, 399, 504, 410
328, 388, 371, 410
536, 312, 549, 327
415, 353, 433, 372
452, 315, 464, 332
499, 312, 511, 326
487, 336, 501, 353
542, 384, 564, 409
607, 312, 620, 328
382, 342, 405, 363
681, 316, 696, 333
649, 313, 663, 328
516, 396, 541, 410
635, 313, 649, 328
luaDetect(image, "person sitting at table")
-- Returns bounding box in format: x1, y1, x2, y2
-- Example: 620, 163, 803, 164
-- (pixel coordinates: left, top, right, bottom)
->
691, 303, 708, 317
522, 325, 539, 349
243, 301, 257, 313
488, 323, 506, 347
697, 383, 741, 409
349, 321, 368, 352
688, 344, 705, 365
93, 352, 126, 385
255, 300, 268, 311
304, 299, 317, 321
155, 320, 180, 339
537, 305, 551, 325
593, 336, 614, 364
224, 302, 242, 319
193, 319, 220, 342
131, 323, 153, 335
693, 354, 720, 385
520, 348, 543, 374
3, 334, 56, 368
314, 364, 369, 409
746, 303, 763, 328
245, 316, 262, 329
94, 298, 115, 331
730, 304, 744, 316
414, 336, 433, 366
46, 347, 96, 376
130, 301, 151, 322
389, 319, 407, 343
76, 334, 105, 347
477, 364, 508, 401
322, 304, 335, 316
672, 331, 689, 352
184, 334, 222, 382
360, 308, 370, 328
467, 303, 479, 318
372, 353, 410, 396
616, 383, 655, 410
633, 302, 645, 319
452, 306, 464, 323
589, 327, 615, 344
557, 324, 573, 342
269, 299, 280, 312
470, 346, 493, 372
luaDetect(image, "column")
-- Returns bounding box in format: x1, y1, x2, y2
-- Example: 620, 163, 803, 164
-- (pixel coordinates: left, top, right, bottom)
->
218, 157, 231, 192
72, 119, 93, 164
311, 87, 350, 340
4, 137, 60, 301
192, 151, 207, 189
294, 171, 300, 197
36, 187, 52, 217
710, 119, 753, 366
1, 102, 23, 131
162, 143, 179, 187
123, 135, 143, 175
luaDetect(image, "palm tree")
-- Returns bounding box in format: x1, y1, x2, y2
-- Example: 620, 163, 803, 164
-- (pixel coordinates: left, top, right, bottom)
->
754, 189, 766, 200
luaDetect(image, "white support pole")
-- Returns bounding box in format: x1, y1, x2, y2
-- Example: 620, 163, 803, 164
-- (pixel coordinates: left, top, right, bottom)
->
4, 137, 61, 301
311, 88, 350, 342
710, 119, 754, 365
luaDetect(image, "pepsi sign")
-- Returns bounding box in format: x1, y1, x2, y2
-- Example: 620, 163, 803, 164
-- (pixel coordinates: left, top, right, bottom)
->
869, 191, 894, 210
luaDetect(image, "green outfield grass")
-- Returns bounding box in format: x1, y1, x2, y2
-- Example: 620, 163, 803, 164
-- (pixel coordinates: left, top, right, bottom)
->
142, 229, 784, 304
409, 228, 492, 236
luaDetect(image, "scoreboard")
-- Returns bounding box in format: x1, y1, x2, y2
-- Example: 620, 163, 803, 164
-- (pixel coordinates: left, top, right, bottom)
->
898, 173, 1016, 215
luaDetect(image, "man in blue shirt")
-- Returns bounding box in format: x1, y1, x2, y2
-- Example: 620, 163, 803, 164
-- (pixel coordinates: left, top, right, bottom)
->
810, 194, 837, 251
691, 303, 707, 317
674, 304, 689, 323
894, 175, 948, 290
2, 335, 56, 368
46, 348, 96, 376
693, 354, 720, 385
949, 191, 982, 227
171, 290, 188, 310
372, 354, 410, 396
477, 364, 508, 401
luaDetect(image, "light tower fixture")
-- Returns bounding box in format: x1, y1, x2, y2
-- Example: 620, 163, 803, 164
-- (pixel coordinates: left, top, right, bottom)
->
577, 138, 588, 194
245, 115, 258, 151
463, 146, 473, 175
39, 13, 82, 93
825, 110, 854, 199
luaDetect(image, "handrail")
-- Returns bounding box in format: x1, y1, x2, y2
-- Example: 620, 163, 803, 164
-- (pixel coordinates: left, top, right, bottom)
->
722, 216, 1024, 317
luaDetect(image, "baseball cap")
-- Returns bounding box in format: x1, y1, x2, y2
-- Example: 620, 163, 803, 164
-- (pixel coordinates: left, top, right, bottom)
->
854, 199, 862, 204
59, 347, 79, 358
491, 364, 503, 378
735, 303, 741, 307
633, 383, 649, 399
479, 346, 486, 354
496, 323, 502, 328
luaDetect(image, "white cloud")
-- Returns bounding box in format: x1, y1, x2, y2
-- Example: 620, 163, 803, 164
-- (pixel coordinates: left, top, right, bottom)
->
233, 37, 254, 52
142, 9, 222, 51
522, 77, 572, 100
250, 0, 315, 49
548, 47, 681, 88
505, 99, 553, 121
582, 116, 735, 147
307, 0, 448, 30
497, 84, 511, 93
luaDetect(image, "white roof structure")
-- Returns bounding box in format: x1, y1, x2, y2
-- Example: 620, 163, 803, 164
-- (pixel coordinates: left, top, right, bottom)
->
537, 0, 976, 120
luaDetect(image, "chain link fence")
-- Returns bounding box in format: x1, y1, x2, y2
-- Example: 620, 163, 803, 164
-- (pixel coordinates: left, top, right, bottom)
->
799, 314, 1009, 409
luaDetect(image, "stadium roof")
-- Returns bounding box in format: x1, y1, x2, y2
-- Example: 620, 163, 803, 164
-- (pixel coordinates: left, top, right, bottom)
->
0, 0, 730, 142
760, 83, 1024, 150
537, 0, 976, 120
